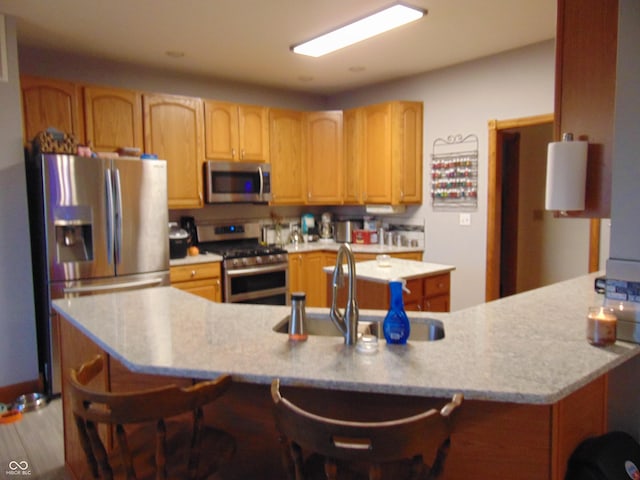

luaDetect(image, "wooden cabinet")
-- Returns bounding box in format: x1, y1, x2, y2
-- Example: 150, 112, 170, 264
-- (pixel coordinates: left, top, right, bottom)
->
204, 100, 269, 162
83, 85, 143, 152
343, 108, 363, 204
305, 111, 343, 205
143, 93, 205, 209
288, 251, 333, 307
20, 75, 84, 145
361, 101, 423, 205
422, 273, 450, 312
269, 109, 305, 205
170, 262, 222, 302
554, 0, 618, 218
330, 270, 450, 312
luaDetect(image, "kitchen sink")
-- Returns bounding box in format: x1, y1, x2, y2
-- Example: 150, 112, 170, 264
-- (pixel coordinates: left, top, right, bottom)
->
273, 312, 445, 342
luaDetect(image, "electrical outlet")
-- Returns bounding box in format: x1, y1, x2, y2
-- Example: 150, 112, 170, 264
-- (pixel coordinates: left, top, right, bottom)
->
459, 213, 471, 226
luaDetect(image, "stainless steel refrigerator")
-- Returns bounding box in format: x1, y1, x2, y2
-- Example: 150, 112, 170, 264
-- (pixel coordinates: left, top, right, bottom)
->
26, 154, 170, 396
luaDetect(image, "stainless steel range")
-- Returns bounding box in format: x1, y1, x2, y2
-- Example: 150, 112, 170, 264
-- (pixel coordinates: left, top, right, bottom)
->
196, 222, 288, 305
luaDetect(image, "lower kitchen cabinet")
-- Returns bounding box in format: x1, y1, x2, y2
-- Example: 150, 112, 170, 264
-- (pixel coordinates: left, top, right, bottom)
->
291, 250, 426, 308
170, 262, 222, 302
288, 251, 334, 307
331, 271, 451, 312
422, 273, 450, 312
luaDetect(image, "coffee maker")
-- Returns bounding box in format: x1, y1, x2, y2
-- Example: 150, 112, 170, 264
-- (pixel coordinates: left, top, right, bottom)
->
319, 212, 333, 243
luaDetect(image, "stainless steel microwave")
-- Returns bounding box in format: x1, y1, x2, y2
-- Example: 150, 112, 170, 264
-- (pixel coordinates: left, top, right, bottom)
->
205, 161, 272, 203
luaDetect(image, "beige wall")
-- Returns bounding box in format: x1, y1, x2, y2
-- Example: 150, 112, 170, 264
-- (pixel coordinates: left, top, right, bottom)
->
0, 15, 38, 387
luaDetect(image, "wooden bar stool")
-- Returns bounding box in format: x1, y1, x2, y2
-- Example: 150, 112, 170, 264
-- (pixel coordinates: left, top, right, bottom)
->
68, 355, 236, 480
271, 379, 462, 480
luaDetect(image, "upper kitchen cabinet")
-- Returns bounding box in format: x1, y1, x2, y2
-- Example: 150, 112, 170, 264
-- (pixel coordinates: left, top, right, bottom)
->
269, 108, 305, 205
83, 86, 143, 152
305, 111, 343, 205
143, 93, 205, 209
343, 108, 363, 204
555, 0, 618, 218
361, 101, 423, 205
20, 75, 84, 145
204, 100, 270, 162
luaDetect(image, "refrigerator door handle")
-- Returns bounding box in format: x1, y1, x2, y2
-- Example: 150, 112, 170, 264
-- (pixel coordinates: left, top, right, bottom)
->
114, 167, 123, 265
105, 168, 115, 264
63, 278, 164, 294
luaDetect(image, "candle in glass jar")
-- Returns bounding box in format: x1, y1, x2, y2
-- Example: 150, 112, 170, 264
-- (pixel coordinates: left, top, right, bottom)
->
586, 306, 617, 346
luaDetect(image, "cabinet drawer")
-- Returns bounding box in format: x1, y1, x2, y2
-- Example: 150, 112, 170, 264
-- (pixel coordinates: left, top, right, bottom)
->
423, 295, 449, 313
403, 278, 423, 304
424, 273, 450, 298
170, 262, 221, 283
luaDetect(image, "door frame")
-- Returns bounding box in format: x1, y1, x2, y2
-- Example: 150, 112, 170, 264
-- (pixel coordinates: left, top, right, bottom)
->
485, 113, 601, 302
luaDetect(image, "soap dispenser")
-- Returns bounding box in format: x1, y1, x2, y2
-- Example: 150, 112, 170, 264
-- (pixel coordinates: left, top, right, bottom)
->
383, 280, 411, 344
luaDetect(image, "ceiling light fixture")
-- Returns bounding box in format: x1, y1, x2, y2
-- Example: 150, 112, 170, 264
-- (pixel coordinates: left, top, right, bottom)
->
291, 4, 426, 58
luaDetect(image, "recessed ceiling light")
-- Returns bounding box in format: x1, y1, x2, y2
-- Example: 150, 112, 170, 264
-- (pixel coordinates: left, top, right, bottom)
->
291, 4, 426, 58
165, 50, 185, 58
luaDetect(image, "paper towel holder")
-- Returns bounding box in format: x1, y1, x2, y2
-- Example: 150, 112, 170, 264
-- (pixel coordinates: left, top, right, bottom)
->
544, 132, 588, 214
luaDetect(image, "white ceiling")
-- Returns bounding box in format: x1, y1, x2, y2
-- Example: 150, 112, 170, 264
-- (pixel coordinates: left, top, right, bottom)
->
0, 0, 557, 95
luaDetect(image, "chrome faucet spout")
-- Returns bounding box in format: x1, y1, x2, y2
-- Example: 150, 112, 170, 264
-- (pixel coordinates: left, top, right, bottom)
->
330, 243, 359, 345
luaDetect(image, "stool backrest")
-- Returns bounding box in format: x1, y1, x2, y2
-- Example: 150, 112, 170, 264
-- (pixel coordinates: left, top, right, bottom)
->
271, 379, 462, 480
68, 354, 232, 480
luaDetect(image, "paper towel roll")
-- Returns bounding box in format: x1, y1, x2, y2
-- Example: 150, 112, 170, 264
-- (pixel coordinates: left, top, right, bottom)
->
545, 140, 588, 211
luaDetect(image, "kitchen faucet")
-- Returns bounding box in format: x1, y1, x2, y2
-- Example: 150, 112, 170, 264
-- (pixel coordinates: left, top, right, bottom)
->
330, 243, 359, 345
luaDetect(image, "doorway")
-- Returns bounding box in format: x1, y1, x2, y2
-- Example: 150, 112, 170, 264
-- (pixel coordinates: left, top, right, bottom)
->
485, 114, 601, 302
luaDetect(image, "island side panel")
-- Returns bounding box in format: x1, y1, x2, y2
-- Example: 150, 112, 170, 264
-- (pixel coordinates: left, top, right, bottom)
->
444, 400, 552, 479
551, 374, 607, 479
60, 316, 109, 480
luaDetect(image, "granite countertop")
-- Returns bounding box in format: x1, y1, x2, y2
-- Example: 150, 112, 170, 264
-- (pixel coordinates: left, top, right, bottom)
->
284, 241, 423, 255
323, 257, 455, 283
169, 252, 223, 266
52, 273, 640, 405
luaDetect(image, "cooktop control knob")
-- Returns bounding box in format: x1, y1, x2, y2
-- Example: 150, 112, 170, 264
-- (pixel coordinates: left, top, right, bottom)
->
256, 256, 263, 264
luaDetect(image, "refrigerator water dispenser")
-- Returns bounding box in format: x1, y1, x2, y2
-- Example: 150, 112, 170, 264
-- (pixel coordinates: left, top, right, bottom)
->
55, 222, 93, 262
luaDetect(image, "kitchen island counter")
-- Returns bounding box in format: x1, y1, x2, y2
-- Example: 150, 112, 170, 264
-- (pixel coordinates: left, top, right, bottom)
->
324, 257, 455, 283
53, 274, 640, 479
53, 273, 637, 405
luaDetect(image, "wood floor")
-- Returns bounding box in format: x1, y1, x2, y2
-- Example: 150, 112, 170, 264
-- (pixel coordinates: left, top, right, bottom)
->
0, 398, 67, 479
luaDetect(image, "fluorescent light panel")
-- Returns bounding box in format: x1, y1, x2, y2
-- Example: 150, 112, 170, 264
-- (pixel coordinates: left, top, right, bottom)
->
292, 4, 425, 58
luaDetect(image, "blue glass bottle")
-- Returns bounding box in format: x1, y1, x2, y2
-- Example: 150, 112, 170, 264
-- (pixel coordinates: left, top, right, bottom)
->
383, 281, 410, 344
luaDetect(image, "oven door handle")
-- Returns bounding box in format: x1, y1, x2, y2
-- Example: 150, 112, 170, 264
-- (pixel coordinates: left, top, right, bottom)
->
225, 263, 287, 277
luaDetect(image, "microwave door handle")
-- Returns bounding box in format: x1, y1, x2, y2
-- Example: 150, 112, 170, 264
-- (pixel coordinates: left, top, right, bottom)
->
114, 167, 123, 265
105, 168, 115, 265
258, 166, 264, 200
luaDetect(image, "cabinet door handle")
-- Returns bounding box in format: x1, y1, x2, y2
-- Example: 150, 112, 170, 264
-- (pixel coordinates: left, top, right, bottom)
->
231, 148, 236, 159
191, 270, 197, 278
241, 149, 245, 160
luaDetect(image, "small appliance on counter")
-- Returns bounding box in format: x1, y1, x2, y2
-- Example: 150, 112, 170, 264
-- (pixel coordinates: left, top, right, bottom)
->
169, 222, 190, 259
319, 212, 333, 243
180, 216, 198, 247
301, 213, 315, 242
334, 219, 363, 243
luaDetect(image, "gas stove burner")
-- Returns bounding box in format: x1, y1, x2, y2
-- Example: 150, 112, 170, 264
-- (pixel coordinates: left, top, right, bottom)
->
199, 244, 287, 259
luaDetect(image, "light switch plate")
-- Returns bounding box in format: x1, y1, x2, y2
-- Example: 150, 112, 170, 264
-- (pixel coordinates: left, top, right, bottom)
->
459, 213, 471, 226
